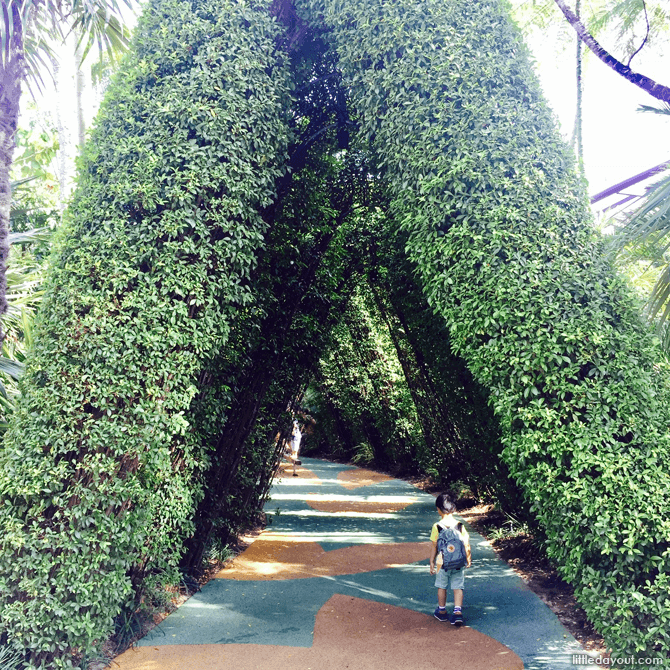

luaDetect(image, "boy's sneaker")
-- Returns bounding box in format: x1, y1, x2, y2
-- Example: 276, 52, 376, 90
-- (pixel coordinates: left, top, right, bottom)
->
433, 607, 449, 622
450, 610, 464, 626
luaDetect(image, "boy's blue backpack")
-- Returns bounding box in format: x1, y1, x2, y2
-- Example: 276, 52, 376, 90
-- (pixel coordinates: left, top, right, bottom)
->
436, 522, 467, 571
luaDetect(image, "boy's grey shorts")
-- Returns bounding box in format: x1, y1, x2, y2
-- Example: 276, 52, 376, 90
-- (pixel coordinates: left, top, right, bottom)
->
435, 567, 465, 590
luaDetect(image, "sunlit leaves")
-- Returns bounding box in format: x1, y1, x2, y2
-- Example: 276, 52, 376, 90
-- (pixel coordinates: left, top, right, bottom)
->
302, 0, 670, 657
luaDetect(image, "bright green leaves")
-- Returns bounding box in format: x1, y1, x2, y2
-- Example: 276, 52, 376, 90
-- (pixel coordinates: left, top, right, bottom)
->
0, 0, 292, 665
301, 0, 670, 658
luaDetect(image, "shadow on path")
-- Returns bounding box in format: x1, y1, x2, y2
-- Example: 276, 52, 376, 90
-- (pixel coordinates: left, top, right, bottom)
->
113, 458, 586, 669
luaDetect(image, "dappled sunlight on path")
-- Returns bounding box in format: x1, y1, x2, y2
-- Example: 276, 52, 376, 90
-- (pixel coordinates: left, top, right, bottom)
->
214, 534, 430, 580
275, 464, 321, 482
337, 466, 393, 489
112, 458, 586, 670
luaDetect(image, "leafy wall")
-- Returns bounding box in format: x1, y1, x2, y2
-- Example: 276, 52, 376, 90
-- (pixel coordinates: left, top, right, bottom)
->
301, 0, 670, 656
0, 0, 292, 665
308, 278, 428, 470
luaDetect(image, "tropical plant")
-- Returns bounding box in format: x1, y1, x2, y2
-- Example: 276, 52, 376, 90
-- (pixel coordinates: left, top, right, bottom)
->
0, 0, 131, 318
0, 228, 51, 376
510, 0, 670, 170
0, 644, 24, 670
2, 117, 59, 414
1, 174, 55, 429
615, 105, 670, 346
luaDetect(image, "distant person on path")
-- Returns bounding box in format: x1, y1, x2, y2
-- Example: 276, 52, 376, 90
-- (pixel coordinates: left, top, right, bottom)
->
289, 419, 302, 476
429, 493, 472, 625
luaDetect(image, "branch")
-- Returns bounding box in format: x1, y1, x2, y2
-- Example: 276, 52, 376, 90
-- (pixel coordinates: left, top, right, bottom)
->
627, 0, 650, 68
553, 0, 670, 104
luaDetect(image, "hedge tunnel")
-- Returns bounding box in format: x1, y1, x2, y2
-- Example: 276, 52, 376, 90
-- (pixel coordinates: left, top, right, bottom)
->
1, 0, 670, 665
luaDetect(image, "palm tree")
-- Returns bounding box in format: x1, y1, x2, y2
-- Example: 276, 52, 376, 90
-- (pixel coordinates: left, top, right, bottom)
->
0, 0, 131, 325
616, 105, 670, 347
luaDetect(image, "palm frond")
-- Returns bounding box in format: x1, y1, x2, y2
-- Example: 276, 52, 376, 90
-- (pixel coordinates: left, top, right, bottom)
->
3, 0, 134, 92
8, 227, 52, 245
0, 356, 24, 380
2, 226, 51, 340
615, 158, 670, 346
3, 288, 43, 336
68, 0, 132, 63
1, 0, 37, 68
9, 175, 37, 190
618, 170, 670, 246
75, 11, 130, 63
638, 103, 670, 116
22, 33, 57, 94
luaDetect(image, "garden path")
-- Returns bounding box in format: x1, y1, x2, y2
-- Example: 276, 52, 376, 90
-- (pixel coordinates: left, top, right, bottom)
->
112, 458, 588, 669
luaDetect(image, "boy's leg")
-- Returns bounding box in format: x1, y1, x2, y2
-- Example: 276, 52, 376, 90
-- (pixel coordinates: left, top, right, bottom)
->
450, 570, 465, 625
433, 569, 450, 620
433, 587, 449, 621
450, 589, 464, 625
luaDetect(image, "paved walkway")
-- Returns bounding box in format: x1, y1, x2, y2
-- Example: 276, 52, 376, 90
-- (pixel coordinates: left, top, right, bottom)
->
113, 458, 585, 669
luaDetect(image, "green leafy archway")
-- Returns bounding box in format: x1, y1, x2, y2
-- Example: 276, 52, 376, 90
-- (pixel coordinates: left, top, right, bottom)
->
1, 0, 669, 665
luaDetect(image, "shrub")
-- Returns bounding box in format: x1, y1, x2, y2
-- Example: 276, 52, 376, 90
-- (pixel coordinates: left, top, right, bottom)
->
302, 0, 670, 657
0, 0, 291, 665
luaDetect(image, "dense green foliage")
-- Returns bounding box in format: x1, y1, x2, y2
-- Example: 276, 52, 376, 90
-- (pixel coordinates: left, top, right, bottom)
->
308, 279, 428, 470
0, 0, 292, 664
370, 237, 519, 505
183, 145, 374, 567
301, 0, 670, 656
3, 0, 670, 663
306, 262, 516, 508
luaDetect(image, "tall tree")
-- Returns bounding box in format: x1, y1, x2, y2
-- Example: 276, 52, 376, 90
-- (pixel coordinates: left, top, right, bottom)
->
570, 0, 584, 174
0, 0, 130, 325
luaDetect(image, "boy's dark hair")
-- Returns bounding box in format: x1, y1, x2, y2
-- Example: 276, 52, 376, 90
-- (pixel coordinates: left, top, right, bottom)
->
436, 493, 456, 514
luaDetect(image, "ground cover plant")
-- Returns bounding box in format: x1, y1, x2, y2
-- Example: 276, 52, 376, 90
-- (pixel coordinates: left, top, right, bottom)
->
1, 0, 670, 664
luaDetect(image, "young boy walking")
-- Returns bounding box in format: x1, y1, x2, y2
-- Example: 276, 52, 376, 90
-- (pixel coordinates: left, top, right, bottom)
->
429, 493, 472, 624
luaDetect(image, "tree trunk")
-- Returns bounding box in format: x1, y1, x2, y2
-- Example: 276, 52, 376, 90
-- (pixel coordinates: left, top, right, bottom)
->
369, 279, 437, 458
184, 221, 344, 570
75, 41, 87, 151
571, 0, 584, 175
0, 18, 25, 327
50, 54, 71, 217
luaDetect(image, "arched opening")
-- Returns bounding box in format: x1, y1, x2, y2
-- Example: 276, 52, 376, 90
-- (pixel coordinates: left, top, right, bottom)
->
1, 0, 668, 664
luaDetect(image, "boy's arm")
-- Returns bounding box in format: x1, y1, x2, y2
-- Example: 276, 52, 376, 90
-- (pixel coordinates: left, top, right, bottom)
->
463, 529, 472, 567
459, 523, 472, 567
430, 541, 438, 575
